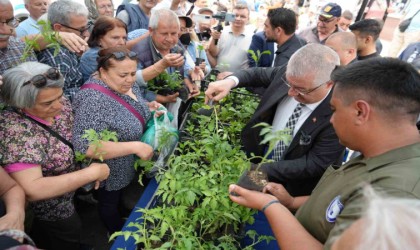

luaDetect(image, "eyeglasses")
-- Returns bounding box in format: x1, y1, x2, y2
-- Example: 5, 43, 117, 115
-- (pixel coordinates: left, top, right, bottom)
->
0, 17, 19, 28
103, 51, 138, 63
318, 16, 337, 24
180, 27, 193, 33
22, 68, 61, 88
283, 78, 329, 96
59, 23, 92, 35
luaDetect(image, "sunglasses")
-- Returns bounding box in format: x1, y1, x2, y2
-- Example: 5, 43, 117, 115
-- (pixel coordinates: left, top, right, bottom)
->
103, 51, 138, 63
318, 16, 337, 23
22, 68, 61, 88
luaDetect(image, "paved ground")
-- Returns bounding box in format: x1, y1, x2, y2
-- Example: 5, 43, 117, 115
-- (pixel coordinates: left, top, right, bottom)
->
76, 193, 112, 250
76, 179, 147, 250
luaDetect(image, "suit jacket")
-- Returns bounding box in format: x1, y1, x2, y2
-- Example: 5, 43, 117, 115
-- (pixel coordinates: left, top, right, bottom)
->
234, 66, 345, 196
273, 34, 306, 67
248, 31, 275, 68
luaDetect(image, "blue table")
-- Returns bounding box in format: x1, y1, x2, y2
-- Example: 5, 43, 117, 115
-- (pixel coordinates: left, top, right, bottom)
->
111, 178, 159, 250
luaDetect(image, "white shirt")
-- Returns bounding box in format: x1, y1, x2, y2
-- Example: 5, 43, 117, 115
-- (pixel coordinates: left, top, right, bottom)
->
272, 90, 331, 137
217, 26, 253, 72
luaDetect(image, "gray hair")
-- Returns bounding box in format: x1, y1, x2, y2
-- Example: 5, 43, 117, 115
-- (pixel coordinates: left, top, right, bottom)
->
1, 62, 64, 109
149, 8, 179, 30
286, 43, 340, 86
48, 0, 88, 26
0, 0, 11, 6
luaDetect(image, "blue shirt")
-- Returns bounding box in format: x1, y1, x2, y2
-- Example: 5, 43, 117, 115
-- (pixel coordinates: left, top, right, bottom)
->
16, 16, 40, 38
183, 41, 211, 78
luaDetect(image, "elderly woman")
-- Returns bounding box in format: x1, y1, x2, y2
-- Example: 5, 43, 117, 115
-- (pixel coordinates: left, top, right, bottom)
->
0, 62, 110, 250
80, 16, 177, 103
73, 46, 162, 234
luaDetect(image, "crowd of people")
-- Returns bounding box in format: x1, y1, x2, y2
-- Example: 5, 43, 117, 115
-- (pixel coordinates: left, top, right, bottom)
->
0, 0, 420, 249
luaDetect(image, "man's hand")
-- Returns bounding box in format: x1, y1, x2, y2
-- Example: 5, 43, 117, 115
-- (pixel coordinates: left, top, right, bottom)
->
58, 32, 88, 54
229, 184, 277, 211
161, 53, 185, 68
199, 61, 207, 73
156, 93, 179, 103
190, 66, 205, 82
204, 78, 236, 103
263, 182, 295, 209
188, 84, 200, 98
0, 75, 3, 86
210, 29, 221, 40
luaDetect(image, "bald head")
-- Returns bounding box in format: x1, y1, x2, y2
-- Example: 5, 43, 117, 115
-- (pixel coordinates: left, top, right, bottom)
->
325, 32, 357, 66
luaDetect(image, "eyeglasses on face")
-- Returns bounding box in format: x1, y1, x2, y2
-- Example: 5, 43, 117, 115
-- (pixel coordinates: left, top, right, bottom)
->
22, 68, 61, 88
318, 16, 336, 24
0, 17, 19, 28
283, 78, 329, 96
59, 22, 92, 35
103, 51, 138, 63
180, 27, 193, 33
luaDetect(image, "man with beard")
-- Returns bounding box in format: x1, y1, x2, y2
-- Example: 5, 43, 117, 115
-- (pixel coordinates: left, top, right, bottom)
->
260, 7, 306, 68
299, 2, 342, 44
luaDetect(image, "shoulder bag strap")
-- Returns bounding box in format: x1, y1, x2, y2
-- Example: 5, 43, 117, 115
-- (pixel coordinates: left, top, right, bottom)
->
80, 83, 146, 127
13, 110, 74, 152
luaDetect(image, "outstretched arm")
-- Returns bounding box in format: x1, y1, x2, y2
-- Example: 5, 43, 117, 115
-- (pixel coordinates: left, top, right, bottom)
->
22, 32, 88, 54
229, 184, 323, 250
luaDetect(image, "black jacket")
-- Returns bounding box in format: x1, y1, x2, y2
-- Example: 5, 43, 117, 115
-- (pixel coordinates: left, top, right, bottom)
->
234, 66, 345, 196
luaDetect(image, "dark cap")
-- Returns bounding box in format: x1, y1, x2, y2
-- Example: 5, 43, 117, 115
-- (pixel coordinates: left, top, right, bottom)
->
178, 15, 193, 28
319, 3, 342, 18
198, 7, 214, 15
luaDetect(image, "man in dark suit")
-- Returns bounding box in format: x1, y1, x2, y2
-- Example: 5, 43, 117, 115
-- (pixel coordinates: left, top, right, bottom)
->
248, 8, 306, 68
205, 43, 345, 197
248, 31, 275, 67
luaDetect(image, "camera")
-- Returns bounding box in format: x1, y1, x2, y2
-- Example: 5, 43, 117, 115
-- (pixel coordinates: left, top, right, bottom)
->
212, 11, 236, 22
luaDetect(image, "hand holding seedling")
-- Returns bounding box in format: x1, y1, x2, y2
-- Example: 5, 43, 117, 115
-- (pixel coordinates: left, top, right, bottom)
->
263, 182, 295, 209
229, 184, 278, 211
162, 53, 185, 68
204, 78, 236, 103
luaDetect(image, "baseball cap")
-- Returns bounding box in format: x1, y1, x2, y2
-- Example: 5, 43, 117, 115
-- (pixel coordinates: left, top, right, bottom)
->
319, 3, 342, 19
178, 15, 193, 28
198, 7, 214, 15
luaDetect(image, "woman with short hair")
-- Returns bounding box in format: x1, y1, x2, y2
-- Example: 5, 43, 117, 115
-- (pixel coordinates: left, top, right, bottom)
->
0, 61, 110, 250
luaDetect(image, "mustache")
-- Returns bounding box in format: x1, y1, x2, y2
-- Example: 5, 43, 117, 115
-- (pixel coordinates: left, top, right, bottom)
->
0, 34, 10, 39
0, 29, 14, 38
